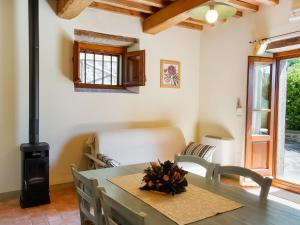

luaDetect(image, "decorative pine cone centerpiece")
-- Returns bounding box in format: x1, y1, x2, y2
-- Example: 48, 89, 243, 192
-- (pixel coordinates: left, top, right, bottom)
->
140, 160, 188, 195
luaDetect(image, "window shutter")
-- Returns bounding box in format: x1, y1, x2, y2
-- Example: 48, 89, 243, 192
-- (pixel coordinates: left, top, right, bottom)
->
73, 41, 81, 83
123, 50, 145, 87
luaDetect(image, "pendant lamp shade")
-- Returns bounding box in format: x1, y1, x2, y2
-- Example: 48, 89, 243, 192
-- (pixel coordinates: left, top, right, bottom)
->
190, 1, 237, 23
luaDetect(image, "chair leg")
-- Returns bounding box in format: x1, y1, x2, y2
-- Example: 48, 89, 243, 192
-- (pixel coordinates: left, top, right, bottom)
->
80, 211, 86, 225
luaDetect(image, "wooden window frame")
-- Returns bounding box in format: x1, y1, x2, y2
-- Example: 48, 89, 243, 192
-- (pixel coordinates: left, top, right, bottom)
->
73, 41, 146, 90
73, 42, 125, 90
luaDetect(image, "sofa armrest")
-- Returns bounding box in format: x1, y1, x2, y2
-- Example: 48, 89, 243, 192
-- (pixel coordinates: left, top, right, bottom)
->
84, 153, 107, 168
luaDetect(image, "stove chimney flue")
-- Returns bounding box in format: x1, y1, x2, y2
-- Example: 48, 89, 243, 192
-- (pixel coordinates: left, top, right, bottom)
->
29, 0, 39, 145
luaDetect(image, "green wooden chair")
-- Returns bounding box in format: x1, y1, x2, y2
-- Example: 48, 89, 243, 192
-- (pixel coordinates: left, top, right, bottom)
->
99, 188, 148, 225
70, 164, 105, 225
213, 165, 273, 200
174, 154, 216, 184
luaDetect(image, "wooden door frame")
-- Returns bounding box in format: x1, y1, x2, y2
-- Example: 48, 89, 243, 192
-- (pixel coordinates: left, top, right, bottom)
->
245, 56, 276, 176
272, 49, 300, 193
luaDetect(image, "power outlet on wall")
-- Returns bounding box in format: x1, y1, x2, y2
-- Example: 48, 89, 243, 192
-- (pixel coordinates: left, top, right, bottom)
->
236, 98, 243, 116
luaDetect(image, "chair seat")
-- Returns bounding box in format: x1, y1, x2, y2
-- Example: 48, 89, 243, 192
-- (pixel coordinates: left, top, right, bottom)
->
176, 162, 206, 176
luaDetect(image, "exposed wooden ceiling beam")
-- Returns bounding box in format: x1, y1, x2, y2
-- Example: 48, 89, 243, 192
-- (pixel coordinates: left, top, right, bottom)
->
255, 0, 279, 5
57, 0, 93, 19
89, 2, 203, 31
185, 17, 213, 26
226, 0, 259, 11
143, 0, 210, 34
90, 2, 147, 18
128, 0, 165, 8
94, 0, 156, 14
177, 22, 203, 31
185, 17, 211, 25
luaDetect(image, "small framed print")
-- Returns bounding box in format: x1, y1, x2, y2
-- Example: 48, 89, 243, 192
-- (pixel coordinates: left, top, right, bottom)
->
160, 60, 180, 88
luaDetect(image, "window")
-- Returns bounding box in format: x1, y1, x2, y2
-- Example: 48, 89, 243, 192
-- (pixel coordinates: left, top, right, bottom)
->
73, 41, 145, 90
80, 52, 120, 86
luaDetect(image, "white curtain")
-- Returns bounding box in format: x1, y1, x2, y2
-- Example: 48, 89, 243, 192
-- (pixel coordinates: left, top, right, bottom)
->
252, 40, 269, 56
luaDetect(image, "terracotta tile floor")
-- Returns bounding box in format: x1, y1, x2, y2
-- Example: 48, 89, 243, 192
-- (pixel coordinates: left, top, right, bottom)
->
0, 178, 252, 225
0, 178, 299, 225
0, 188, 80, 225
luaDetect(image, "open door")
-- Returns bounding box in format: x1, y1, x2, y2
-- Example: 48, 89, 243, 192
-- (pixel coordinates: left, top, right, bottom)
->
245, 56, 276, 176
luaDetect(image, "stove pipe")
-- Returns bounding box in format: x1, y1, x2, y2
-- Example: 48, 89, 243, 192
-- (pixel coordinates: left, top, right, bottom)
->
29, 0, 39, 144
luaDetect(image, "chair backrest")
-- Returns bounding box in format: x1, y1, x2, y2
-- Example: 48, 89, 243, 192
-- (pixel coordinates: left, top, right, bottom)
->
99, 188, 147, 225
214, 165, 272, 200
70, 164, 104, 225
174, 154, 216, 183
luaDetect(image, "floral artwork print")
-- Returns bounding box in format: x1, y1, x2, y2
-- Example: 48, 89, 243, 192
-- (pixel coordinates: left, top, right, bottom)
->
160, 60, 180, 88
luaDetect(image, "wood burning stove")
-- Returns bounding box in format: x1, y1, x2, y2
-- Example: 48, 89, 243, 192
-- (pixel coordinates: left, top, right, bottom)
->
20, 143, 50, 208
20, 0, 50, 208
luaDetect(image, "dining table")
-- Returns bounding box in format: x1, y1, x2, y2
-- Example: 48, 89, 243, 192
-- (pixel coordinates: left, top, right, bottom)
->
80, 163, 300, 225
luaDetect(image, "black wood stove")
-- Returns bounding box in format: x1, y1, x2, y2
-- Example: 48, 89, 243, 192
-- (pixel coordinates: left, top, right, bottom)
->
20, 0, 50, 208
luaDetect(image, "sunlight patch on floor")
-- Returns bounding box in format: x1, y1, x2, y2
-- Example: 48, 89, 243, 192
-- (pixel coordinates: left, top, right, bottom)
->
246, 187, 300, 210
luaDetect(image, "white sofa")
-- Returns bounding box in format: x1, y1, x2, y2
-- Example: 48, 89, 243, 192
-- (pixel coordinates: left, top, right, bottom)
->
85, 127, 186, 167
85, 127, 209, 177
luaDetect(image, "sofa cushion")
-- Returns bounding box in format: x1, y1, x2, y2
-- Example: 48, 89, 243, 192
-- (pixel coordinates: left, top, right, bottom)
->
182, 142, 216, 161
96, 153, 121, 168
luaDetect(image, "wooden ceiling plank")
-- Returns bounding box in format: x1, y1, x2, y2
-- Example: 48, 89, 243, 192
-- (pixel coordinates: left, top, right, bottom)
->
185, 17, 213, 27
94, 0, 156, 14
177, 22, 203, 31
57, 0, 94, 19
226, 0, 259, 11
89, 2, 202, 31
255, 0, 279, 5
129, 0, 165, 8
143, 0, 210, 34
90, 2, 147, 18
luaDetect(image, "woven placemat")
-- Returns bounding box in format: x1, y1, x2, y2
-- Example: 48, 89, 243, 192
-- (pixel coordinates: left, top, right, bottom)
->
108, 173, 243, 225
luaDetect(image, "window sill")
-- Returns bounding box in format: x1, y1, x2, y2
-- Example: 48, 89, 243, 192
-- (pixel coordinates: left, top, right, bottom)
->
74, 83, 139, 94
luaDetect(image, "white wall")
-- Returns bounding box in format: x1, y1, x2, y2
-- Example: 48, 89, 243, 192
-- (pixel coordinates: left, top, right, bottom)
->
0, 0, 201, 193
199, 1, 300, 166
0, 0, 28, 194
2, 0, 296, 194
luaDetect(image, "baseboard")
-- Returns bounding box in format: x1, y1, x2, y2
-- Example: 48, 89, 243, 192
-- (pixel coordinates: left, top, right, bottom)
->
0, 182, 75, 201
0, 190, 21, 201
50, 182, 74, 191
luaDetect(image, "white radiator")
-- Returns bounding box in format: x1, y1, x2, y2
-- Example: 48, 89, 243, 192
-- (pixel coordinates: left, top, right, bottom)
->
201, 135, 235, 166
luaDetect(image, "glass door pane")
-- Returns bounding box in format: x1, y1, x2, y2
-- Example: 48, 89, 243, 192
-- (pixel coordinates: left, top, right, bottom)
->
252, 111, 270, 135
252, 63, 271, 135
276, 58, 300, 185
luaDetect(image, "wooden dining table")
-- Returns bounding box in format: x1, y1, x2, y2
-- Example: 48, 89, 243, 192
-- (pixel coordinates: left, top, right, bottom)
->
80, 163, 300, 225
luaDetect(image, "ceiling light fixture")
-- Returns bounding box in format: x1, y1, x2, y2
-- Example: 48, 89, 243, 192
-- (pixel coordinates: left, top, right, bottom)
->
190, 1, 237, 24
206, 5, 219, 24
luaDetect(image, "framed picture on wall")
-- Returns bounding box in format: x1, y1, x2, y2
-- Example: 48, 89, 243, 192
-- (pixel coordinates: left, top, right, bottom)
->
160, 60, 181, 88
